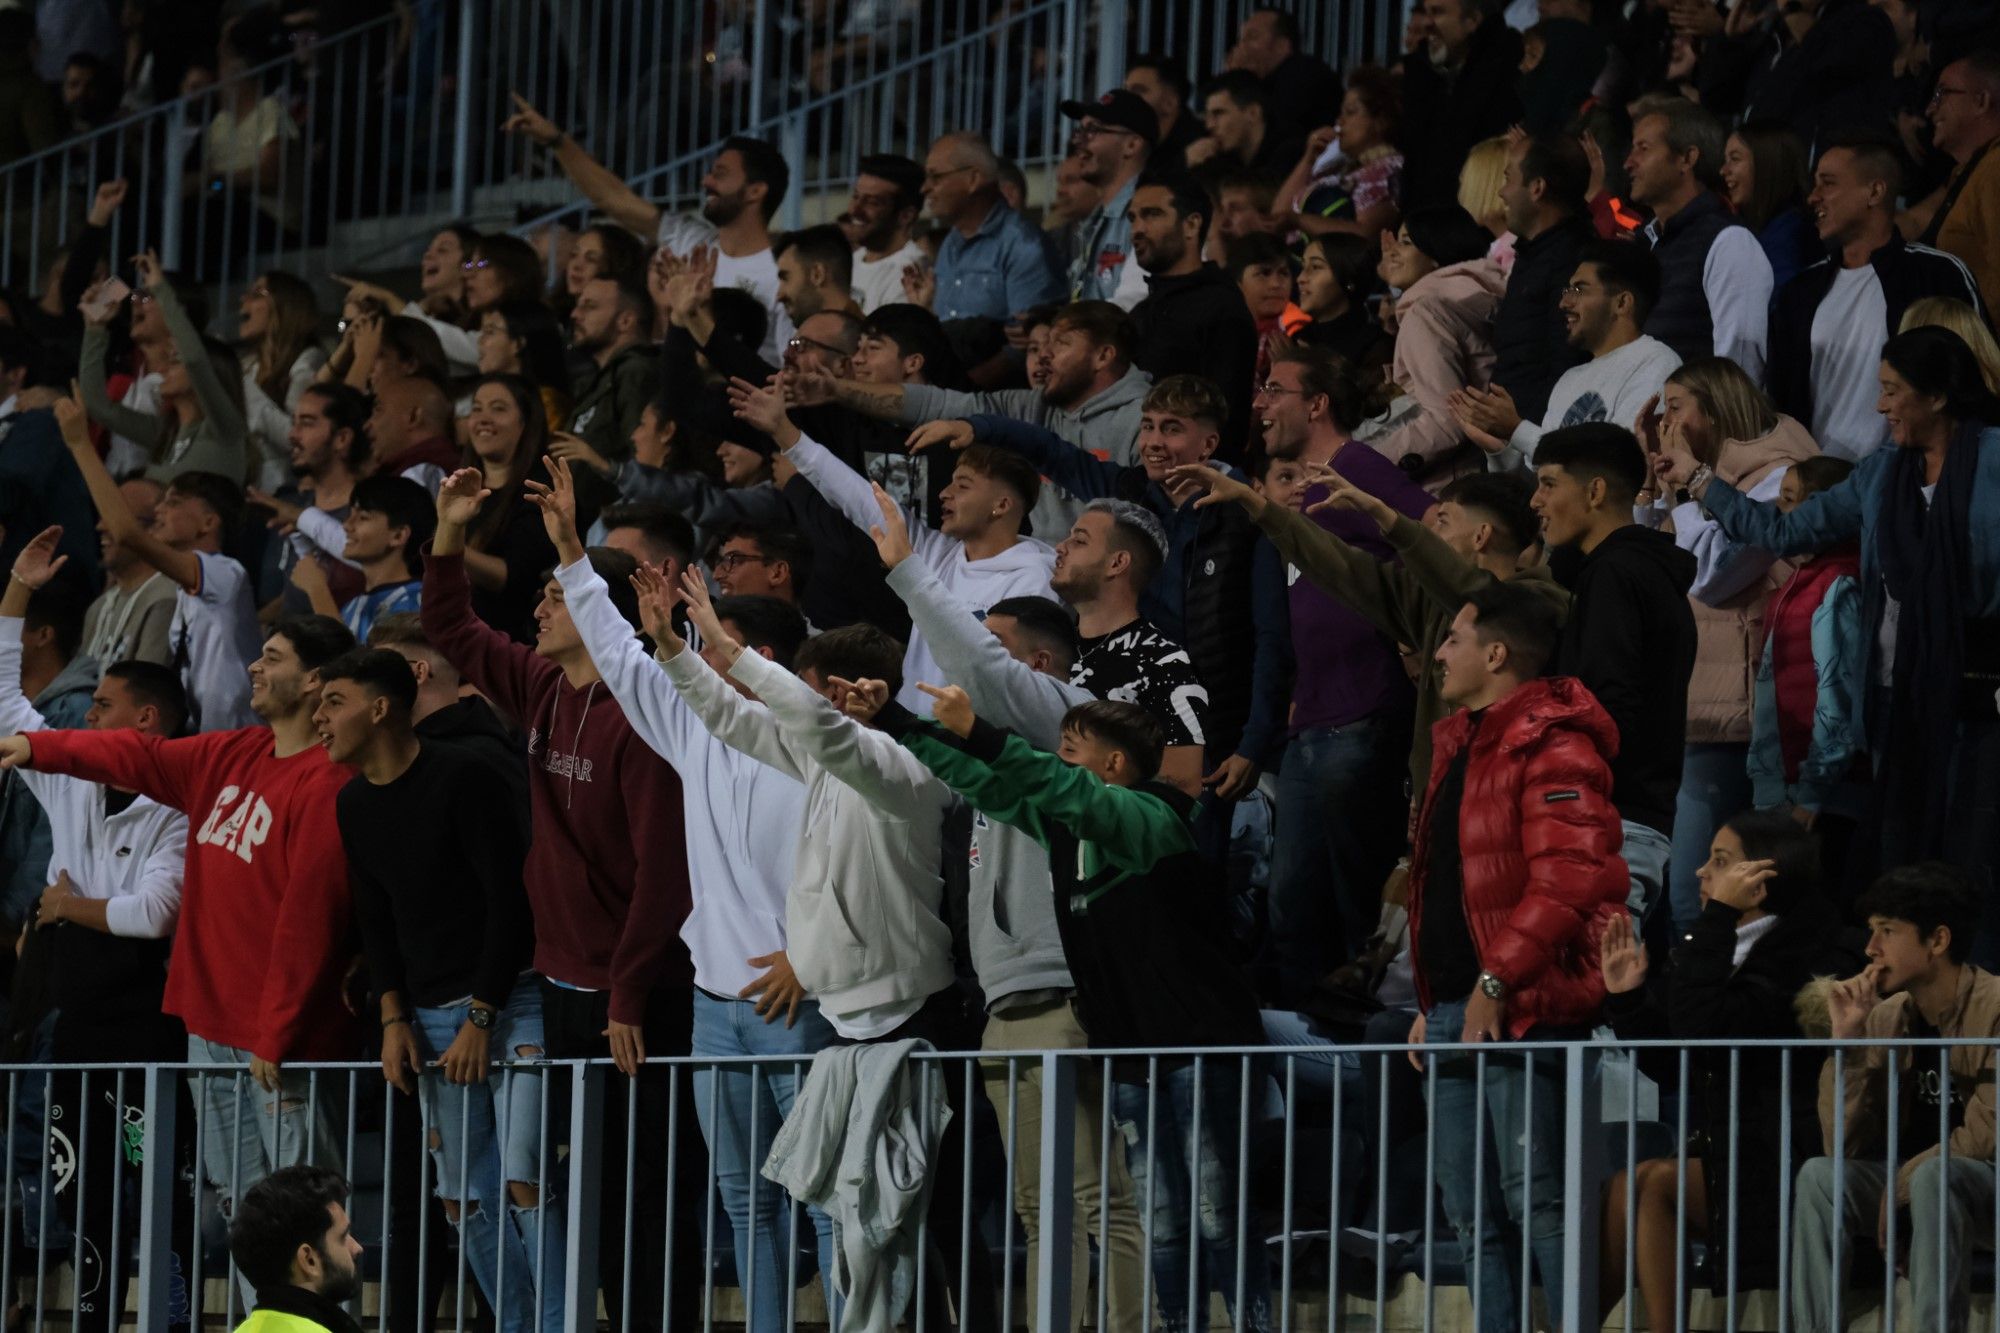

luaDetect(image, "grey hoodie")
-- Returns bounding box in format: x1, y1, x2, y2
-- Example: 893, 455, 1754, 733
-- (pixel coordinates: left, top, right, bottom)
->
885, 560, 1081, 1006
897, 365, 1153, 536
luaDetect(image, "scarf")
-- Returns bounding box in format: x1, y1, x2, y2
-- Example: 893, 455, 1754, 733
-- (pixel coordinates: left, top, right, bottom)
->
1876, 422, 1982, 855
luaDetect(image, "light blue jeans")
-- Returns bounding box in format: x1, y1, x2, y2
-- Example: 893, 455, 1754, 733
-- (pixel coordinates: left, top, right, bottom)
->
414, 977, 563, 1333
1668, 743, 1753, 931
1621, 819, 1673, 926
690, 988, 840, 1333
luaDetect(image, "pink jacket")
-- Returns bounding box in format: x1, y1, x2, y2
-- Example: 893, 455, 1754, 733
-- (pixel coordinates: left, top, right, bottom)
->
1370, 258, 1507, 489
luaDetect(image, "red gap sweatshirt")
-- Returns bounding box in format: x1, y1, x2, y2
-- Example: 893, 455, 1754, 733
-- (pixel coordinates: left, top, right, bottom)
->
421, 551, 694, 1022
27, 726, 359, 1063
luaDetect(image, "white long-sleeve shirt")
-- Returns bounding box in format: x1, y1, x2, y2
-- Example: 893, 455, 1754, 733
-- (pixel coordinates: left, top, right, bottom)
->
1702, 227, 1774, 384
0, 619, 186, 937
1670, 463, 1790, 608
1490, 334, 1683, 473
555, 557, 800, 996
402, 302, 481, 376
786, 432, 1056, 711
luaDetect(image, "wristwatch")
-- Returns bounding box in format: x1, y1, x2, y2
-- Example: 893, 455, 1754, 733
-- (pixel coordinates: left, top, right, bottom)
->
1477, 971, 1508, 1001
467, 1005, 497, 1031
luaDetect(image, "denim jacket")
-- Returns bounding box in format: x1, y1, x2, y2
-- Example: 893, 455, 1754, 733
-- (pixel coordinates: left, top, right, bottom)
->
935, 200, 1064, 322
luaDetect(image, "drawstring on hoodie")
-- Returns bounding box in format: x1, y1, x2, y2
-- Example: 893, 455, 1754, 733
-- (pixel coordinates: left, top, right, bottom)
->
551, 681, 597, 810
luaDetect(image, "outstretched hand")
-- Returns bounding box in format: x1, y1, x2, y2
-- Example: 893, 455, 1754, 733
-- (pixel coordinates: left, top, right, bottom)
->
523, 455, 585, 562
866, 482, 913, 569
53, 382, 92, 450
915, 682, 974, 737
726, 376, 799, 449
828, 676, 890, 723
629, 560, 686, 655
905, 420, 975, 453
501, 92, 562, 146
436, 468, 491, 529
10, 527, 69, 591
1302, 462, 1396, 530
678, 567, 740, 662
1598, 912, 1648, 995
1166, 463, 1259, 514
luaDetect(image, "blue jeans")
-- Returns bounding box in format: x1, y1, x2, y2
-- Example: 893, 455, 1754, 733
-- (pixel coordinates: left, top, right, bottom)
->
1113, 1057, 1273, 1333
690, 988, 839, 1333
1621, 820, 1672, 927
1270, 715, 1411, 995
414, 978, 563, 1333
1668, 743, 1753, 931
1420, 999, 1571, 1333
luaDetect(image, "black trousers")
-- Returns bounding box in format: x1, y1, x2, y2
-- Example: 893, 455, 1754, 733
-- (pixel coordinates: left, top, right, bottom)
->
539, 978, 705, 1332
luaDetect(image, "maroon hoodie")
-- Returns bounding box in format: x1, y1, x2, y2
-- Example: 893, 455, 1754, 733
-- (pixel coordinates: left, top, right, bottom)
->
421, 550, 693, 1022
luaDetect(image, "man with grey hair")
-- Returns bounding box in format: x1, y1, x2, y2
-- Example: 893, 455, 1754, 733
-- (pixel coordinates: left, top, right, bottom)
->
1622, 98, 1773, 378
924, 130, 1065, 323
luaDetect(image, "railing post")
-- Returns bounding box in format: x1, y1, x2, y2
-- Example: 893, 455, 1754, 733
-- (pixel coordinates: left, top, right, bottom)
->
1559, 1043, 1602, 1333
135, 1065, 179, 1333
750, 0, 771, 128
159, 102, 185, 273
564, 1062, 605, 1333
451, 0, 478, 217
778, 112, 806, 231
1093, 0, 1125, 101
1034, 1052, 1077, 1333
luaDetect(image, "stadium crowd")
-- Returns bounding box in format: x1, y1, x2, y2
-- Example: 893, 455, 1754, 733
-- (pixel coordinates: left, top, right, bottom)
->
6, 0, 2000, 1329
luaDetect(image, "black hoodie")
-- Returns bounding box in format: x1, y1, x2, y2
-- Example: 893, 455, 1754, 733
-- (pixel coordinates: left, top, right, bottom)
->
416, 694, 530, 826
1554, 524, 1697, 836
1130, 263, 1260, 452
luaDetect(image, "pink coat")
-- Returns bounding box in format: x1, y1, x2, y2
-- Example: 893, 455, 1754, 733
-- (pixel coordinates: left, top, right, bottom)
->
1370, 258, 1507, 489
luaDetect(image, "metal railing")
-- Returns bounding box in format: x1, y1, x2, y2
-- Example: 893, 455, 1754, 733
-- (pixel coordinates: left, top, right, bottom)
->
1, 0, 1404, 309
5, 1032, 1994, 1333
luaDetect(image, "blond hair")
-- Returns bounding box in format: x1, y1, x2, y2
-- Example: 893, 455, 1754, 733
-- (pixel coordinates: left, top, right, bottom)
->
1665, 356, 1779, 460
1457, 137, 1511, 236
1900, 297, 2000, 394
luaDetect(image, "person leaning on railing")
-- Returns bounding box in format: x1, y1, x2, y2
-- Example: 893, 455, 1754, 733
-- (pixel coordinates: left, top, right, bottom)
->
1596, 808, 1861, 1327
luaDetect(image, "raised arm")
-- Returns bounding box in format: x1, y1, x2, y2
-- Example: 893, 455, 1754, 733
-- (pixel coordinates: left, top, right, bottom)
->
0, 531, 73, 732
502, 94, 662, 238
54, 392, 201, 592
419, 469, 552, 720
139, 253, 248, 448
1686, 452, 1868, 557
967, 413, 1124, 500
79, 322, 164, 446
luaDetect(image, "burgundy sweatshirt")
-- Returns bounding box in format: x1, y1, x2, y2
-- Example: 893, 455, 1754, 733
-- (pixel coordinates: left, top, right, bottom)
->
420, 550, 694, 1022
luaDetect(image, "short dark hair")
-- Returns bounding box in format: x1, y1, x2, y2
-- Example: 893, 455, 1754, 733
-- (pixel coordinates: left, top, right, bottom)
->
543, 547, 642, 629
794, 623, 906, 700
1204, 68, 1271, 117
1535, 422, 1650, 505
1437, 471, 1538, 553
1050, 300, 1137, 364
1881, 325, 2000, 428
1270, 345, 1369, 433
378, 316, 451, 388
1857, 863, 1981, 963
365, 612, 428, 652
349, 475, 436, 578
956, 445, 1043, 531
1790, 455, 1854, 497
721, 135, 791, 221
600, 503, 696, 568
1577, 239, 1661, 325
1085, 498, 1169, 588
711, 594, 809, 669
1819, 132, 1905, 200
167, 470, 245, 534
1463, 581, 1562, 680
857, 153, 926, 213
317, 647, 418, 714
1061, 699, 1165, 781
709, 288, 770, 356
1223, 230, 1293, 282
1128, 53, 1191, 102
1134, 170, 1214, 250
0, 325, 46, 384
1718, 807, 1822, 917
778, 224, 855, 292
707, 522, 813, 599
861, 304, 970, 389
986, 595, 1080, 673
269, 615, 359, 671
302, 383, 373, 471
1518, 132, 1590, 218
24, 577, 88, 662
226, 1164, 350, 1294
102, 660, 189, 735
1250, 6, 1302, 45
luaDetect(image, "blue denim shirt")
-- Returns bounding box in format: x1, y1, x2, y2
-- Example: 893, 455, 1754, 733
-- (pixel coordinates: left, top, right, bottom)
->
935, 200, 1064, 322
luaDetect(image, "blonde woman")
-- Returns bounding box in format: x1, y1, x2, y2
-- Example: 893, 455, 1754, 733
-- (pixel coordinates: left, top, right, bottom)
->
1458, 136, 1514, 271
1900, 296, 2000, 393
238, 270, 326, 490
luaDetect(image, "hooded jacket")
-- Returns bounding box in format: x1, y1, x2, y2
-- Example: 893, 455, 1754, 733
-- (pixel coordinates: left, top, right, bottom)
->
420, 550, 694, 1024
1410, 677, 1628, 1035
1555, 525, 1698, 835
885, 709, 1264, 1053
1369, 258, 1508, 487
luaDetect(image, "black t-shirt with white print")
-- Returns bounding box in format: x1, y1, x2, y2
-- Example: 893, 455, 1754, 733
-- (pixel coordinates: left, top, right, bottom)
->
1069, 617, 1209, 748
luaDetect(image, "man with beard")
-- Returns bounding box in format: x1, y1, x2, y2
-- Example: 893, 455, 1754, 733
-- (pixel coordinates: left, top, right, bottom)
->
564, 273, 661, 488
246, 384, 372, 615
1126, 172, 1259, 453
227, 1166, 368, 1333
845, 155, 928, 313
503, 98, 794, 361
1059, 89, 1156, 307
1398, 0, 1523, 211
773, 224, 864, 325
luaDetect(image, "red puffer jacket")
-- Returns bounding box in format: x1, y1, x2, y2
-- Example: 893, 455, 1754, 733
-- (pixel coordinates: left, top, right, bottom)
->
1410, 676, 1630, 1036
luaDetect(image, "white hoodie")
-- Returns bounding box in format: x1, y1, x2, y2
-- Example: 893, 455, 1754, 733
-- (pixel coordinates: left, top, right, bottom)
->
556, 558, 801, 997
786, 432, 1055, 711
660, 641, 956, 1038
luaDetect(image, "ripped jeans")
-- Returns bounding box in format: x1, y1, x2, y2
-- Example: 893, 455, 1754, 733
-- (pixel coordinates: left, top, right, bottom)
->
187, 1033, 348, 1312
415, 977, 566, 1333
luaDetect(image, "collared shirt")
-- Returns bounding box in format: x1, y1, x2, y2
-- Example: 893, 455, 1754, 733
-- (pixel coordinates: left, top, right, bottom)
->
1068, 173, 1148, 309
935, 199, 1064, 323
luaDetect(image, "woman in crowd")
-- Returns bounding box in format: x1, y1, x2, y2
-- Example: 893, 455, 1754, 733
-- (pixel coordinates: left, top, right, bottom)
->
79, 253, 247, 485
238, 269, 325, 490
563, 223, 649, 308
418, 223, 482, 326
1643, 356, 1819, 930
1901, 297, 2000, 394
1668, 326, 2000, 953
1365, 206, 1504, 485
1597, 809, 1848, 1328
347, 233, 545, 375
1457, 136, 1514, 271
476, 300, 574, 431
1718, 121, 1815, 290
459, 372, 559, 640
1275, 65, 1403, 241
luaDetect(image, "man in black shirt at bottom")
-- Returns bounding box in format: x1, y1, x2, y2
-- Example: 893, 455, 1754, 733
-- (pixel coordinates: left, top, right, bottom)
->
314, 649, 566, 1333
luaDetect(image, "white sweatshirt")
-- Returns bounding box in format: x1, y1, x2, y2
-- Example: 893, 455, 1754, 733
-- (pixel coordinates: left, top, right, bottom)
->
1490, 334, 1684, 473
787, 432, 1056, 711
659, 640, 956, 1037
0, 619, 186, 937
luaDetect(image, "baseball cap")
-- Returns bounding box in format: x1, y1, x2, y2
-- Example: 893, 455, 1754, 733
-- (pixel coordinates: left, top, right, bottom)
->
1058, 88, 1160, 145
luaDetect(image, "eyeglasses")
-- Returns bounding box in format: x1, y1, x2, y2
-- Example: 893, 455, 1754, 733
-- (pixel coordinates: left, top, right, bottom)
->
1560, 281, 1599, 296
1256, 382, 1309, 397
711, 551, 771, 572
1930, 84, 1975, 110
922, 165, 976, 186
787, 334, 851, 360
1073, 123, 1135, 140
461, 258, 492, 272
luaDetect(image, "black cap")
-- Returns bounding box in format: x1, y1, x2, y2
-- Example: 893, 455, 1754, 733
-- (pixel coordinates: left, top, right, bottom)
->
1058, 88, 1160, 146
